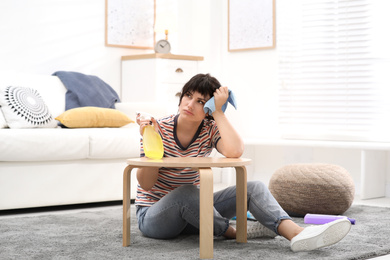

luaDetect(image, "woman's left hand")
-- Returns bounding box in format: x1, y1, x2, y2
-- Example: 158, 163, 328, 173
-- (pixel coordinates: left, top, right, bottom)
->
213, 86, 229, 113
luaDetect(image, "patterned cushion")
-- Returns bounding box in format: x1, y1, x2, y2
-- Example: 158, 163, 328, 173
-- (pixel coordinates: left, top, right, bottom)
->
0, 86, 57, 128
269, 163, 355, 217
0, 109, 7, 128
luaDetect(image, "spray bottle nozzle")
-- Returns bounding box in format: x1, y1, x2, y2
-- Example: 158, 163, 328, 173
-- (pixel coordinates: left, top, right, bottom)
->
136, 111, 154, 121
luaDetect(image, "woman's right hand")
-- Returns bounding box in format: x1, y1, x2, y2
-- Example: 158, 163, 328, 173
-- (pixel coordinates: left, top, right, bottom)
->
136, 113, 158, 135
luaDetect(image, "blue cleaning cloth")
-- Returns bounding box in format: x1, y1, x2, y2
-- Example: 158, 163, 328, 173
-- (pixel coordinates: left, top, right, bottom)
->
203, 90, 237, 114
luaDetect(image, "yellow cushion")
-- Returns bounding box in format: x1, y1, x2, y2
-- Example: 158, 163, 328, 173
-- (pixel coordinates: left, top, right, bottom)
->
55, 107, 134, 128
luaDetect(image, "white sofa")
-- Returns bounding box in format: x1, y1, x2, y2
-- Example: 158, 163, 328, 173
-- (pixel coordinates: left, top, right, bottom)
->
0, 72, 167, 210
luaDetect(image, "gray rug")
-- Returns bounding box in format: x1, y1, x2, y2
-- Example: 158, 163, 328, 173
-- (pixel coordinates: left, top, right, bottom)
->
0, 204, 389, 260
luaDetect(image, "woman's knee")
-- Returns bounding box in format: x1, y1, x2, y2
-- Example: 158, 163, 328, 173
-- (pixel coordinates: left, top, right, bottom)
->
174, 184, 199, 193
170, 185, 200, 201
247, 180, 273, 198
247, 180, 268, 192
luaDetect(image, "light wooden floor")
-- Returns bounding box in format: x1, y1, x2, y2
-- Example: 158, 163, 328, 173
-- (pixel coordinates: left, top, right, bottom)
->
352, 196, 390, 208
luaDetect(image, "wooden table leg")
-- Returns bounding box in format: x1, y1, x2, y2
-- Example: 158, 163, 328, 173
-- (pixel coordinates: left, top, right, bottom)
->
235, 166, 247, 243
199, 167, 214, 259
123, 165, 134, 247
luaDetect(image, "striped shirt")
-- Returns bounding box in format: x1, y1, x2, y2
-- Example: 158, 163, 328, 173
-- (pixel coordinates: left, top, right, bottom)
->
135, 114, 221, 207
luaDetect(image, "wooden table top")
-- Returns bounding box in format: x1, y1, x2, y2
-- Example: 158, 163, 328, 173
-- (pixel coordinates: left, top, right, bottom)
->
126, 157, 251, 168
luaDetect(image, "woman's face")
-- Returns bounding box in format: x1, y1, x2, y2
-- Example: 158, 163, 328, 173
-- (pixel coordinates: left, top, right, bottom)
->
179, 91, 210, 122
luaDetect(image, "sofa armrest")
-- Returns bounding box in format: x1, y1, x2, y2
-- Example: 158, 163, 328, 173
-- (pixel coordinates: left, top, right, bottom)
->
115, 102, 169, 120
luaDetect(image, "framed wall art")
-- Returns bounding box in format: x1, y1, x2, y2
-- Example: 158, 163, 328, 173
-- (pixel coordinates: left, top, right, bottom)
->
105, 0, 156, 49
228, 0, 275, 51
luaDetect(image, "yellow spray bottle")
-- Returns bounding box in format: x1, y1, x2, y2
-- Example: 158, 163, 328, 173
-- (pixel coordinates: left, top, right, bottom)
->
139, 112, 164, 159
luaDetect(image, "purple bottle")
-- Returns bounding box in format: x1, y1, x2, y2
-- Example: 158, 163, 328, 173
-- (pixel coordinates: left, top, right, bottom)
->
304, 214, 355, 225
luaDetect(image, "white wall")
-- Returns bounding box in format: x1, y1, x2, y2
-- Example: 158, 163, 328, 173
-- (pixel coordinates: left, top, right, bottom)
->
11, 0, 384, 139
177, 0, 390, 197
0, 0, 150, 96
0, 0, 388, 197
0, 0, 278, 138
175, 0, 280, 139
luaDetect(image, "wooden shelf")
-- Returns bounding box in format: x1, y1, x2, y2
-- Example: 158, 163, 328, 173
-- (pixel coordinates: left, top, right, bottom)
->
121, 53, 204, 61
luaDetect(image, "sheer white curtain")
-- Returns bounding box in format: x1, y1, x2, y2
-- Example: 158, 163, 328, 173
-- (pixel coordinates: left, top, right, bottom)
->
277, 0, 390, 142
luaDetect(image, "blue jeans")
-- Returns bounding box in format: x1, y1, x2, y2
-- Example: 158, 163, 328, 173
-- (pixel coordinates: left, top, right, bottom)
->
136, 181, 291, 239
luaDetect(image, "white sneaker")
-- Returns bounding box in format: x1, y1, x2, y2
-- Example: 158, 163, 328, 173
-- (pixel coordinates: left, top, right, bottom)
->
231, 221, 277, 239
290, 218, 351, 252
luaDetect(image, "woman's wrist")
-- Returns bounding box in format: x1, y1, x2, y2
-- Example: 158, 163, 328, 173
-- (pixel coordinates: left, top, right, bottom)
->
212, 109, 224, 118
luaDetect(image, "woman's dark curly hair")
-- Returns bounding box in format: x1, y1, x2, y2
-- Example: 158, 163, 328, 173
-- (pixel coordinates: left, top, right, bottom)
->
178, 73, 221, 120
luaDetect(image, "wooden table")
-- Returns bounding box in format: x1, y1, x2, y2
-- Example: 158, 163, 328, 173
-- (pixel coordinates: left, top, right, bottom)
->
122, 157, 251, 259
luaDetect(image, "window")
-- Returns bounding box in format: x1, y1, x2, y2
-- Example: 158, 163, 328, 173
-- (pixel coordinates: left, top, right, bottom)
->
277, 0, 390, 142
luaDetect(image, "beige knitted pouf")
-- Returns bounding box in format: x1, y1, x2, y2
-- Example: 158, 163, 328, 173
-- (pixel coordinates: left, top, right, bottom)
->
268, 163, 355, 217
